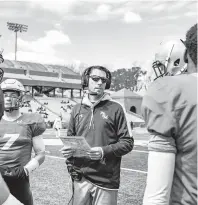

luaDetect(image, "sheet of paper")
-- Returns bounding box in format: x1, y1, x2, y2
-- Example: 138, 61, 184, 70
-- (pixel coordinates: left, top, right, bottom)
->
60, 136, 91, 157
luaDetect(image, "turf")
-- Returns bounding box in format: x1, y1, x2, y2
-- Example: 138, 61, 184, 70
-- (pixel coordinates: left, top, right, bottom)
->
30, 144, 148, 205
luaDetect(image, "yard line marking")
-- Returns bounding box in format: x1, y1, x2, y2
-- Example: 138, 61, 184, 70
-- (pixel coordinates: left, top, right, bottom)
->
121, 168, 147, 174
46, 155, 147, 174
46, 155, 65, 160
132, 150, 148, 153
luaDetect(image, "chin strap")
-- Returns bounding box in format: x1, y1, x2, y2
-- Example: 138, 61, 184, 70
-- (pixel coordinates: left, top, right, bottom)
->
5, 107, 19, 113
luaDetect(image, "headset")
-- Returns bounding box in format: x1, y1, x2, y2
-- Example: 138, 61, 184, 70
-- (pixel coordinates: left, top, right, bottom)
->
183, 49, 188, 63
180, 39, 188, 64
81, 66, 112, 90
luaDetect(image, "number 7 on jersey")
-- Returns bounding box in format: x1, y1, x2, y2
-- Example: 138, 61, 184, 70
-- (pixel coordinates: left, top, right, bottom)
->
2, 134, 20, 150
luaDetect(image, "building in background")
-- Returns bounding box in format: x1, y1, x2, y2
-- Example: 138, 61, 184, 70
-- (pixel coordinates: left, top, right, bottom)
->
111, 88, 143, 115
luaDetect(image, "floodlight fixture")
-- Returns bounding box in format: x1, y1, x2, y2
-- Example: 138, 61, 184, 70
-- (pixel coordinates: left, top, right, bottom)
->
7, 22, 28, 61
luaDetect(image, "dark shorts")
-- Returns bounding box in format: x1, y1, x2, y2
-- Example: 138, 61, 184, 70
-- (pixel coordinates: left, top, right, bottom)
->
3, 176, 33, 205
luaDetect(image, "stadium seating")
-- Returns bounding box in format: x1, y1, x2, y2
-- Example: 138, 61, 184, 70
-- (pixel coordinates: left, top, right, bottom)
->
20, 96, 76, 129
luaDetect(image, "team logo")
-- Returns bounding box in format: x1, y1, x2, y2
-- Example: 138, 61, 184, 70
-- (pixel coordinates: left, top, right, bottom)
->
79, 114, 83, 119
4, 170, 13, 176
100, 111, 108, 120
17, 120, 24, 125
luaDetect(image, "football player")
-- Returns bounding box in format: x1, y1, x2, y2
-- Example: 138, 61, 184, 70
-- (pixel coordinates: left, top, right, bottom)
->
0, 55, 24, 204
53, 114, 62, 138
142, 24, 197, 204
0, 79, 46, 205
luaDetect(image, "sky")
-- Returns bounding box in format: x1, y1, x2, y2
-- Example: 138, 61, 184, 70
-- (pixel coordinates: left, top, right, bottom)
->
0, 0, 197, 72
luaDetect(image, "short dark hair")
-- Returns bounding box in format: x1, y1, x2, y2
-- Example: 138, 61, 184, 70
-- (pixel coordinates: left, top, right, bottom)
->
185, 23, 197, 66
88, 66, 111, 78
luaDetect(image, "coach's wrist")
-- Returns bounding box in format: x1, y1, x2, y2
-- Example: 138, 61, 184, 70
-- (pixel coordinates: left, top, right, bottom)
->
99, 147, 104, 159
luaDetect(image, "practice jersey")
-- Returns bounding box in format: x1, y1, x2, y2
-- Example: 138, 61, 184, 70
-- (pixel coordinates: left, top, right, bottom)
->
0, 88, 4, 120
142, 73, 197, 205
0, 113, 46, 168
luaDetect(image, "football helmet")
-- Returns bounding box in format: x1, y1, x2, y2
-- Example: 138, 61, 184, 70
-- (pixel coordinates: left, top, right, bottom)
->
1, 79, 25, 111
153, 40, 187, 80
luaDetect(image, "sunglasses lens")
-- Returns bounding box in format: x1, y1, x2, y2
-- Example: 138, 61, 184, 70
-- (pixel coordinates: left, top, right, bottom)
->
92, 77, 100, 82
90, 76, 107, 84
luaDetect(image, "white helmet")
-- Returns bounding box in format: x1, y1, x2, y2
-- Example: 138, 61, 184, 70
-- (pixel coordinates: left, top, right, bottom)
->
1, 79, 25, 111
152, 40, 187, 80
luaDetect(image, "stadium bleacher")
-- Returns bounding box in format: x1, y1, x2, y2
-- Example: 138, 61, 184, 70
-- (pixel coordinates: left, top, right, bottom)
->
20, 96, 76, 129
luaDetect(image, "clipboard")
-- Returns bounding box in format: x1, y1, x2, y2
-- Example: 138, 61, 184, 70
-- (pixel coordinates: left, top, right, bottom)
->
60, 136, 91, 157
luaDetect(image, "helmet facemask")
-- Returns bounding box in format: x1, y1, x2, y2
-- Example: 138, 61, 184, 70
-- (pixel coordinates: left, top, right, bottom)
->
153, 40, 187, 80
3, 90, 23, 112
1, 79, 25, 112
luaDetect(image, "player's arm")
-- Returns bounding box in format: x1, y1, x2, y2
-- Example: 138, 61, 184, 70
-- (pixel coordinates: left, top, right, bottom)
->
24, 114, 46, 176
24, 135, 45, 176
143, 151, 175, 205
141, 88, 177, 205
0, 174, 24, 205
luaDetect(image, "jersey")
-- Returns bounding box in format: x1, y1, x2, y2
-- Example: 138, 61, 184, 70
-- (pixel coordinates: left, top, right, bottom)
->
0, 88, 4, 120
0, 113, 46, 168
142, 73, 197, 205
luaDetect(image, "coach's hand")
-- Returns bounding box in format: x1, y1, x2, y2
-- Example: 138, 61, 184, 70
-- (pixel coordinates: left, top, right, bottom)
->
60, 146, 75, 158
88, 147, 103, 160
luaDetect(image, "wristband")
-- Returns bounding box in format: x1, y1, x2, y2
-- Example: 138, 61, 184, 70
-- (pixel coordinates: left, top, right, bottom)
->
24, 158, 39, 176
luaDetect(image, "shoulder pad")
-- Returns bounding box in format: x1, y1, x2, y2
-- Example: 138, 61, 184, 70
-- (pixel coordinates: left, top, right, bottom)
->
20, 113, 44, 125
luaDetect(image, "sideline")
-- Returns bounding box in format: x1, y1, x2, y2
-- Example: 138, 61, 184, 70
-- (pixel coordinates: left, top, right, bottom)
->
44, 139, 148, 147
46, 155, 147, 174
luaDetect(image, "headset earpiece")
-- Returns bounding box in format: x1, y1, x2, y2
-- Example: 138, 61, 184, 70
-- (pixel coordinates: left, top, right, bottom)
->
81, 69, 89, 90
105, 70, 111, 89
184, 49, 188, 63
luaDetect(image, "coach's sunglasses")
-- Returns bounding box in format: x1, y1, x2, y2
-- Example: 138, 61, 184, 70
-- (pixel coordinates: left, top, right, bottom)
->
89, 75, 108, 84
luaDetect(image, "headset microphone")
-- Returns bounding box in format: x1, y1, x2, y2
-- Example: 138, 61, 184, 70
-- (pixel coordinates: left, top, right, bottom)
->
83, 89, 98, 96
88, 91, 98, 95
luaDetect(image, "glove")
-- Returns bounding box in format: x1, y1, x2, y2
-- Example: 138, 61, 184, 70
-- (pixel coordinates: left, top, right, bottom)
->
2, 166, 28, 179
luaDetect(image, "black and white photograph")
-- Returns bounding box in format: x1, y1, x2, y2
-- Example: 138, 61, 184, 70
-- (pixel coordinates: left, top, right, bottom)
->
0, 0, 197, 205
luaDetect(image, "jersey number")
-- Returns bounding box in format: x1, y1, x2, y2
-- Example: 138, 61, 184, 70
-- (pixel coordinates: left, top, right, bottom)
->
2, 134, 20, 150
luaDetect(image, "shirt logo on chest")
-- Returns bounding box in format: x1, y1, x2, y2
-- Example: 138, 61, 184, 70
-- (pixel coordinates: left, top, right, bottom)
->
79, 114, 83, 119
100, 111, 108, 120
16, 120, 26, 125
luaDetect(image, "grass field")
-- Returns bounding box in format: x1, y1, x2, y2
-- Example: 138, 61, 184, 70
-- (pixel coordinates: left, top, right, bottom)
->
30, 130, 149, 205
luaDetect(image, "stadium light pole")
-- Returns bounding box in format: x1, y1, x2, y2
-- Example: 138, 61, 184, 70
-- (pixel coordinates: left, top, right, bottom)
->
7, 22, 28, 61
